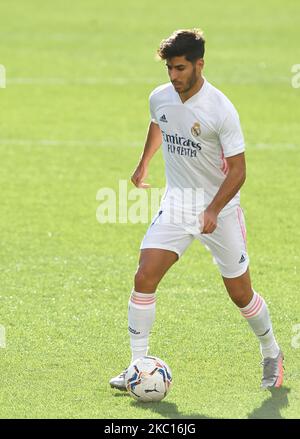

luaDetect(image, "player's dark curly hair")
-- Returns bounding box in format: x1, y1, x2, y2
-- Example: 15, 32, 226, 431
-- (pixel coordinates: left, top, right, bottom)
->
157, 29, 205, 62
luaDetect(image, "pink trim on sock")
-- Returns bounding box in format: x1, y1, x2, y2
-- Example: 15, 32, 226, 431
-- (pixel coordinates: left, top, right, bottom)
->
130, 292, 156, 306
241, 294, 260, 313
240, 295, 264, 319
243, 300, 263, 318
132, 293, 155, 299
131, 297, 156, 306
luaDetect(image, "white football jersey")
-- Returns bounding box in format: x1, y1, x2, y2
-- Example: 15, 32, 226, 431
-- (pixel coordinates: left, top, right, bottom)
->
149, 78, 245, 217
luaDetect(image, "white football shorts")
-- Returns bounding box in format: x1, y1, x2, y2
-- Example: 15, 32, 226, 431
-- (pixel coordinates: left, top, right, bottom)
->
140, 205, 249, 278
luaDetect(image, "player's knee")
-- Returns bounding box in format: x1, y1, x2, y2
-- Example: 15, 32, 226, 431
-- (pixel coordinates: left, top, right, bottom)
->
228, 289, 252, 308
134, 268, 159, 292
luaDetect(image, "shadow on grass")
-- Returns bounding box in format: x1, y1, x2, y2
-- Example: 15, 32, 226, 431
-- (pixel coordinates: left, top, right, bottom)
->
129, 400, 211, 419
112, 392, 211, 418
247, 386, 291, 419
112, 386, 291, 419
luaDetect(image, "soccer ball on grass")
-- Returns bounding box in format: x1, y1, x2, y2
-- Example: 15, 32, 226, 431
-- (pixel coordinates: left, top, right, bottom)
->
125, 356, 172, 402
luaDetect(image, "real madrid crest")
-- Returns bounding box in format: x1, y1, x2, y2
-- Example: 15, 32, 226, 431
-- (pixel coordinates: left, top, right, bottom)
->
191, 122, 201, 137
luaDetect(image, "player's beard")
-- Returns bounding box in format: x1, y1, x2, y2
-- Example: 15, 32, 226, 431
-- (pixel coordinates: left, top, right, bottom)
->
181, 65, 198, 93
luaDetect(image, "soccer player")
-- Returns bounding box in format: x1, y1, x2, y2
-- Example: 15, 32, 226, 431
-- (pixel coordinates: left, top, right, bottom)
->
109, 29, 284, 390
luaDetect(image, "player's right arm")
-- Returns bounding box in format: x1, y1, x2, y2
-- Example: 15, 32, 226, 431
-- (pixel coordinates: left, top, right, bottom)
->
131, 121, 162, 188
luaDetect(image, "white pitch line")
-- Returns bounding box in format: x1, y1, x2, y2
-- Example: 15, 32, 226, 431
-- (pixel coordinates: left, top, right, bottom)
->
0, 139, 298, 149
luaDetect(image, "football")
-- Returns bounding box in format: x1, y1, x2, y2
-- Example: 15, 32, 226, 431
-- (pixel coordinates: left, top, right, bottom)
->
125, 356, 172, 402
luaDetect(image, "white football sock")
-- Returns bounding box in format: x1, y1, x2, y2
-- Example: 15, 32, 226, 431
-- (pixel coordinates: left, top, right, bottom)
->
128, 290, 156, 363
239, 290, 280, 359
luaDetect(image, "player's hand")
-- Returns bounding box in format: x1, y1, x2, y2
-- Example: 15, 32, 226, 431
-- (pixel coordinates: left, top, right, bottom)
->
199, 207, 218, 234
131, 162, 151, 189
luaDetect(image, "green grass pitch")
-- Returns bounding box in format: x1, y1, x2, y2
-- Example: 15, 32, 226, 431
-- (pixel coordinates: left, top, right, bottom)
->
0, 0, 300, 419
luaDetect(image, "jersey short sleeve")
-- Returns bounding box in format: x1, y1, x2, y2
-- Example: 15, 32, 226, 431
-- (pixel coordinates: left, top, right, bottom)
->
149, 91, 159, 124
219, 106, 245, 157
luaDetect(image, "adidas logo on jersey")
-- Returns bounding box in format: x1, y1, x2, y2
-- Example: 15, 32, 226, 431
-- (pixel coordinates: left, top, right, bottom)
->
159, 114, 168, 123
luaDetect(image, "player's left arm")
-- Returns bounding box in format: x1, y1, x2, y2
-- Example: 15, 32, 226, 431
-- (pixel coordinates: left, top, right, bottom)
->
200, 152, 246, 234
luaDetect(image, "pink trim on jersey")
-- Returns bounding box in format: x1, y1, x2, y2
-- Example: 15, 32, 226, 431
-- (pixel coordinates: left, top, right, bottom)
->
240, 295, 264, 319
220, 147, 229, 175
237, 206, 247, 247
